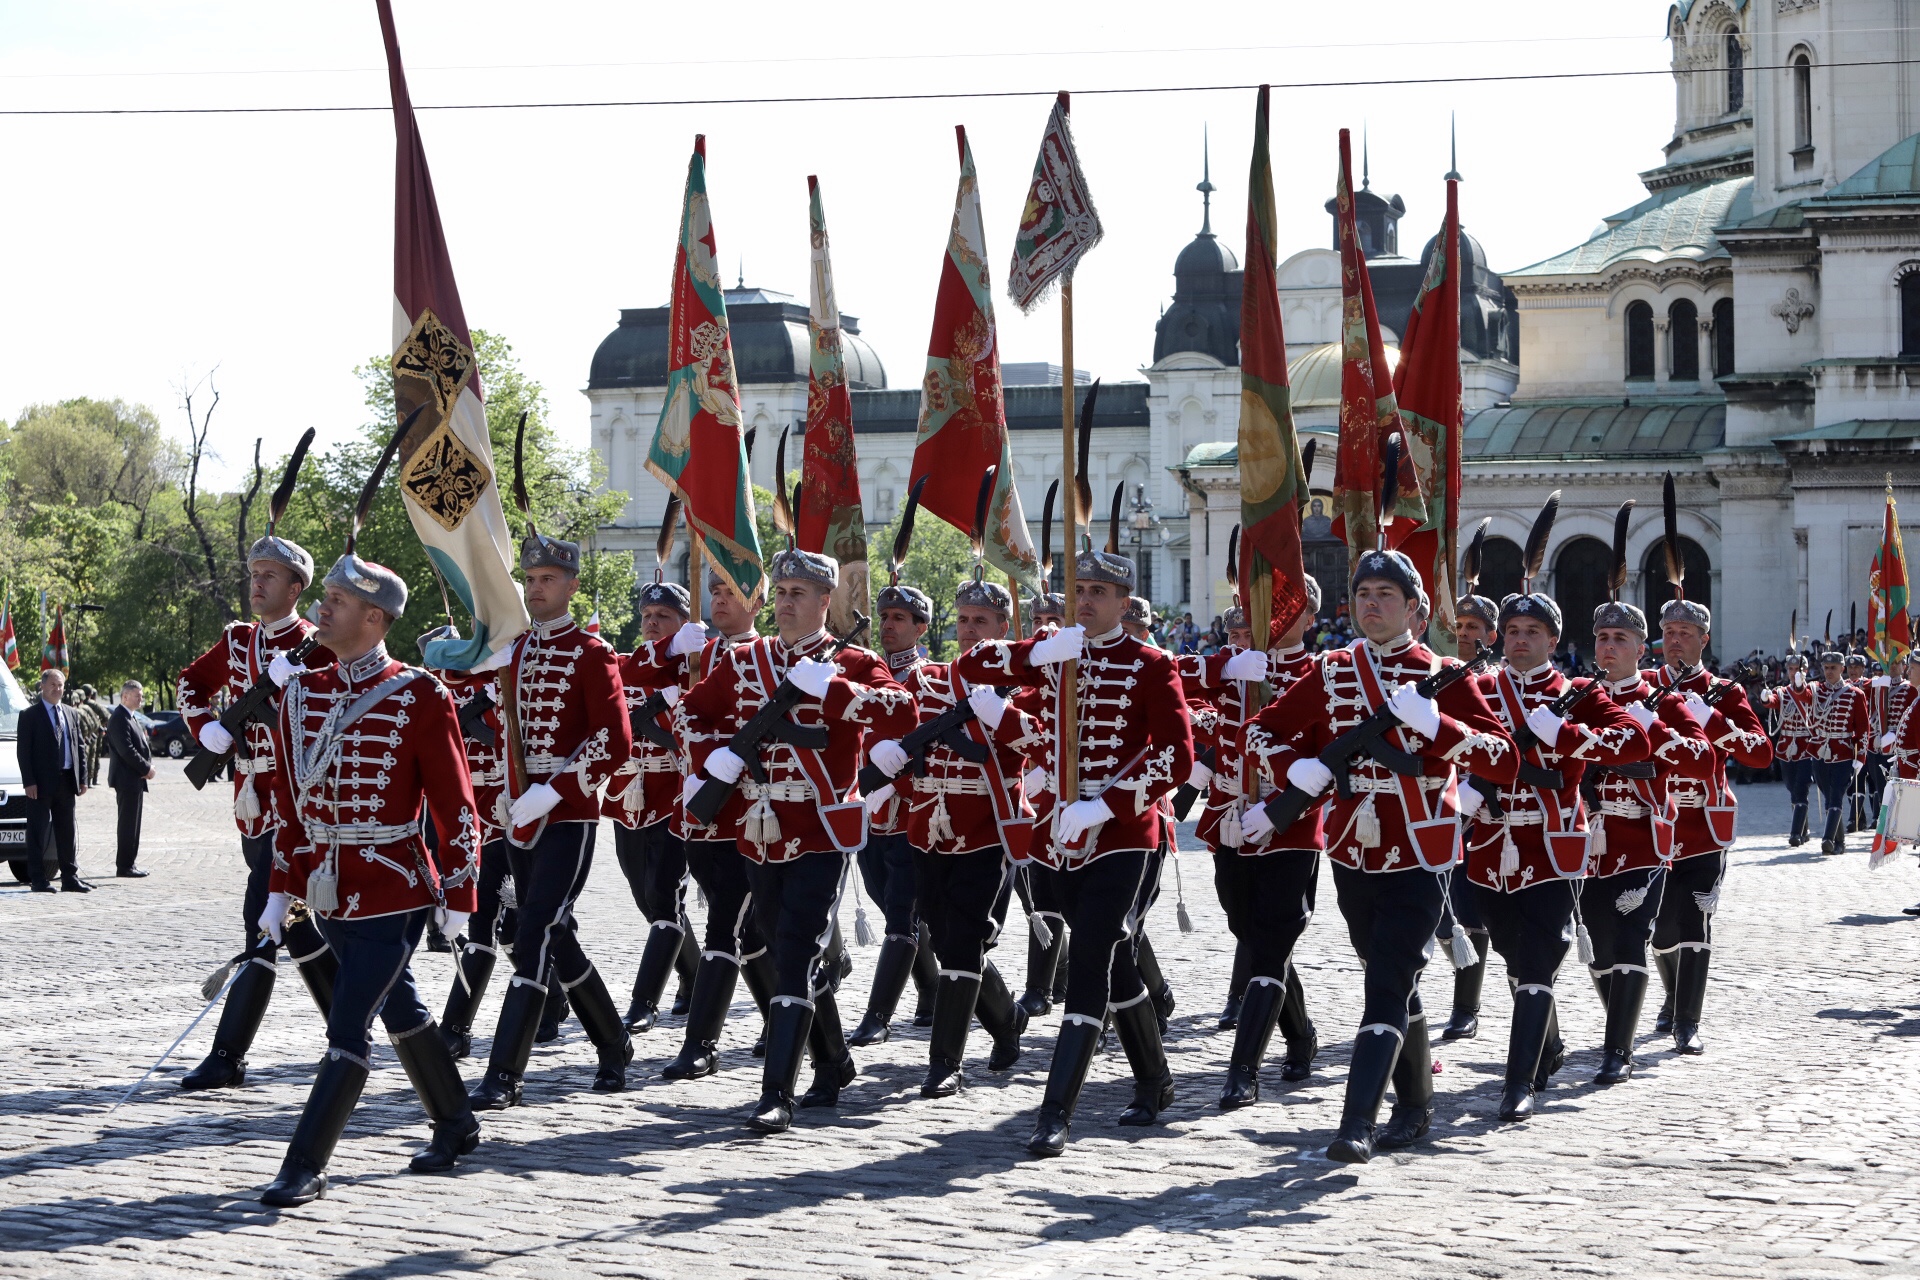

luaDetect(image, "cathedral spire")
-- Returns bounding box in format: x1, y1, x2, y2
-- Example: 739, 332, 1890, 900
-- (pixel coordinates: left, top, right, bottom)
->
1444, 111, 1462, 182
1362, 123, 1371, 190
1196, 124, 1214, 236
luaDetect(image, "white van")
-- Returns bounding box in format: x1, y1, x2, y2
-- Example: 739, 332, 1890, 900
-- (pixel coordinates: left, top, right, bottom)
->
1, 664, 31, 879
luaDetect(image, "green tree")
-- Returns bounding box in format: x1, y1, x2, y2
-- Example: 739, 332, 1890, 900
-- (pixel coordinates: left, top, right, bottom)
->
866, 506, 977, 659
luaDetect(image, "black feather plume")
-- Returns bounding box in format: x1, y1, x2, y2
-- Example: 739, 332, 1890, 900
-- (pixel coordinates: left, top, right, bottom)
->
1609, 500, 1635, 601
1662, 472, 1683, 598
267, 428, 315, 537
1226, 524, 1241, 594
1460, 517, 1489, 594
790, 480, 803, 547
1298, 439, 1317, 510
772, 426, 795, 537
655, 492, 682, 579
1850, 601, 1858, 645
1790, 608, 1797, 651
511, 410, 532, 520
1521, 490, 1561, 592
742, 426, 757, 464
1039, 479, 1058, 580
1075, 379, 1100, 544
1378, 434, 1403, 549
1824, 609, 1833, 647
348, 404, 423, 556
1106, 480, 1124, 558
970, 466, 997, 567
893, 476, 926, 585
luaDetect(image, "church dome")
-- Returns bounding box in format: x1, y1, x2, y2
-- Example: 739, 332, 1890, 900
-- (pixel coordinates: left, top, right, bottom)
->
1286, 340, 1401, 409
1175, 232, 1240, 279
589, 290, 886, 391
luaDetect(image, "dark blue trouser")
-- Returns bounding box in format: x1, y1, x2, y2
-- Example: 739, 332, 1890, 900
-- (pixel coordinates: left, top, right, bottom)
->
1582, 867, 1665, 974
1813, 761, 1854, 827
1050, 851, 1151, 1020
1330, 863, 1444, 1032
242, 831, 276, 947
746, 850, 850, 1001
1474, 878, 1576, 990
914, 845, 1012, 976
1783, 758, 1814, 809
505, 821, 598, 987
315, 908, 431, 1064
857, 830, 919, 940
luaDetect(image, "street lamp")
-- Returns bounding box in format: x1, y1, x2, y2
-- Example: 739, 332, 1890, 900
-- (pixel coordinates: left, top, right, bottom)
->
1127, 483, 1166, 600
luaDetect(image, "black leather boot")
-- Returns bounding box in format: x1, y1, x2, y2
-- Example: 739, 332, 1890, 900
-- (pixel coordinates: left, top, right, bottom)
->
260, 1053, 369, 1207
922, 972, 979, 1097
1135, 935, 1175, 1034
662, 954, 739, 1081
1218, 942, 1251, 1031
568, 966, 635, 1092
1051, 942, 1070, 1005
1672, 947, 1710, 1055
1276, 965, 1317, 1081
1822, 806, 1845, 855
439, 941, 497, 1061
910, 925, 938, 1027
1018, 919, 1063, 1017
1534, 998, 1565, 1093
468, 977, 545, 1110
1442, 931, 1489, 1040
535, 964, 570, 1044
1112, 995, 1174, 1126
1788, 803, 1810, 847
976, 962, 1029, 1071
1218, 975, 1282, 1110
1027, 1015, 1101, 1157
181, 948, 277, 1091
848, 935, 917, 1047
742, 952, 776, 1058
1375, 1015, 1434, 1150
624, 921, 688, 1033
746, 1000, 812, 1133
1499, 987, 1556, 1121
1594, 968, 1649, 1085
672, 930, 698, 1015
391, 1022, 481, 1173
1653, 950, 1678, 1035
284, 914, 338, 1019
1326, 1025, 1402, 1164
800, 990, 856, 1108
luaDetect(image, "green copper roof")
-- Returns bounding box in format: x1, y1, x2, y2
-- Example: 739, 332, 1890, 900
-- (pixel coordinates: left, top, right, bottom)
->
1463, 397, 1725, 458
1507, 177, 1753, 278
1773, 419, 1920, 445
1813, 133, 1920, 203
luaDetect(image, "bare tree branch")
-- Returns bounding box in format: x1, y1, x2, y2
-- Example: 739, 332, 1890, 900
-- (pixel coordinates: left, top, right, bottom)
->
178, 369, 236, 625
235, 436, 264, 592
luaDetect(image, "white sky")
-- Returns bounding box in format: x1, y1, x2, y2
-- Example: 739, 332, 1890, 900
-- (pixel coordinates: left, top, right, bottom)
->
0, 1, 1678, 490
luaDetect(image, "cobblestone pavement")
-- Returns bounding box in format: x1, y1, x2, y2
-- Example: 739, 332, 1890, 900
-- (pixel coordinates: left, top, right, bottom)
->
3, 766, 1919, 1278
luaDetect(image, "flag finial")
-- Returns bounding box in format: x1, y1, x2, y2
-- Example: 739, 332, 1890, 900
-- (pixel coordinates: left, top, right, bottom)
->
1445, 112, 1462, 182
1362, 123, 1370, 190
1197, 124, 1214, 236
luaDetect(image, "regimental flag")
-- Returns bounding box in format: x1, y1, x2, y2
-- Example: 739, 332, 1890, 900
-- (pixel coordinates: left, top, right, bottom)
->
1392, 178, 1466, 654
0, 584, 16, 670
909, 127, 1040, 591
1237, 86, 1311, 644
43, 602, 67, 675
1330, 128, 1423, 561
378, 0, 528, 671
802, 176, 870, 635
1006, 91, 1104, 313
646, 137, 762, 604
1869, 479, 1911, 666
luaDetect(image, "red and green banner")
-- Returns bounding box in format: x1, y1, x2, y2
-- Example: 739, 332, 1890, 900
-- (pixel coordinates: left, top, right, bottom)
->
1392, 179, 1465, 653
1236, 86, 1310, 644
909, 127, 1039, 591
1007, 91, 1103, 313
0, 583, 16, 670
1869, 481, 1911, 666
42, 600, 67, 675
802, 176, 870, 635
646, 136, 763, 604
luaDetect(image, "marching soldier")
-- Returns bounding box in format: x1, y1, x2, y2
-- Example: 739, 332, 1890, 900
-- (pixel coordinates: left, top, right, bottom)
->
1246, 546, 1517, 1163
467, 492, 635, 1109
1761, 655, 1818, 846
256, 536, 483, 1205
1436, 535, 1501, 1042
177, 442, 339, 1091
1015, 586, 1071, 1015
681, 548, 916, 1133
1801, 650, 1870, 856
953, 511, 1195, 1158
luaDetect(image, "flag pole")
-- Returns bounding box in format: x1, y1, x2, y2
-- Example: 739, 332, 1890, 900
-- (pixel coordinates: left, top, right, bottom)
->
1008, 571, 1023, 638
1060, 278, 1079, 808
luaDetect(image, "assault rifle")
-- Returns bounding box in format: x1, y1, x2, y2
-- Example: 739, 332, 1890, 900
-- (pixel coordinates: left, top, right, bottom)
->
185, 635, 318, 791
853, 680, 1020, 797
458, 685, 499, 748
1170, 745, 1217, 821
684, 615, 870, 827
1506, 675, 1603, 792
629, 690, 677, 751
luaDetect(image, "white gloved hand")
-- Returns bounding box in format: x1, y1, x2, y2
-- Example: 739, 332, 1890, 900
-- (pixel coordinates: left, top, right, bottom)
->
967, 686, 1008, 730
1029, 625, 1086, 667
788, 657, 835, 699
1222, 649, 1270, 683
1387, 682, 1443, 739
1680, 692, 1712, 725
870, 739, 911, 778
864, 783, 897, 814
1525, 705, 1566, 748
1872, 675, 1894, 689
1240, 802, 1276, 843
1881, 731, 1898, 750
508, 781, 562, 827
259, 891, 290, 945
1187, 761, 1215, 791
1287, 756, 1335, 796
668, 620, 709, 658
1626, 702, 1658, 731
704, 746, 746, 784
1792, 671, 1806, 688
1456, 782, 1487, 820
1023, 766, 1049, 795
435, 907, 471, 939
681, 775, 707, 808
1854, 757, 1866, 775
268, 653, 305, 689
1056, 797, 1114, 845
657, 683, 683, 708
474, 644, 515, 673
198, 721, 235, 754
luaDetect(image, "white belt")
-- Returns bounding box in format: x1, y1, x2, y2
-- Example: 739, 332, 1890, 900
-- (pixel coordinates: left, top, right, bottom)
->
1349, 775, 1445, 795
1079, 780, 1110, 799
920, 776, 990, 796
741, 780, 816, 803
525, 752, 578, 773
308, 817, 422, 845
1671, 792, 1708, 809
470, 766, 504, 786
637, 755, 678, 773
1500, 810, 1546, 827
233, 756, 273, 776
1598, 799, 1650, 819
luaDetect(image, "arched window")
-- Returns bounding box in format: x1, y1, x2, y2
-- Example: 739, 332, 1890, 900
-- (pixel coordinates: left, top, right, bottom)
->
1625, 301, 1655, 380
1902, 271, 1920, 358
1478, 536, 1525, 603
1792, 52, 1813, 151
1552, 536, 1614, 663
1642, 537, 1713, 639
1725, 31, 1745, 114
1669, 300, 1700, 381
1713, 298, 1735, 376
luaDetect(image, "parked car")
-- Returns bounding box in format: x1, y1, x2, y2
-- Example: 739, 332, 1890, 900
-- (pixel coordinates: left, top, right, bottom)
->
1, 665, 32, 882
147, 710, 198, 760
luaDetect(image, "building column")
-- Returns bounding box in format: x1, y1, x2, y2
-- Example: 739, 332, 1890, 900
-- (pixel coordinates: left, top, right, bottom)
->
1654, 318, 1671, 389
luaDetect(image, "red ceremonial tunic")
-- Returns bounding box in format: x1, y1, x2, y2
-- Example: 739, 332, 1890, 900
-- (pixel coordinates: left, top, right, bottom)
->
871, 648, 934, 836
1250, 635, 1517, 875
179, 615, 336, 838
1463, 664, 1648, 891
681, 630, 916, 863
953, 626, 1194, 868
1583, 674, 1717, 875
1787, 678, 1869, 763
1762, 681, 1819, 762
610, 633, 698, 831
1652, 664, 1775, 858
1884, 685, 1920, 779
900, 660, 1040, 857
266, 646, 481, 919
1181, 643, 1326, 854
434, 667, 506, 840
500, 615, 631, 847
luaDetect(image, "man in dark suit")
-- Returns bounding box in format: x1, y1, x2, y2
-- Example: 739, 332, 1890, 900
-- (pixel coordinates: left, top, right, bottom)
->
17, 668, 90, 893
106, 680, 154, 878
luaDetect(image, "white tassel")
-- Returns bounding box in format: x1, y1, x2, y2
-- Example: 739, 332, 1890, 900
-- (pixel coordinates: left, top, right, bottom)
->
233, 770, 262, 823
201, 956, 240, 1001
621, 774, 643, 819
493, 792, 513, 831
1499, 827, 1520, 878
1219, 804, 1244, 849
1576, 920, 1595, 966
1693, 886, 1720, 917
1589, 817, 1607, 864
930, 793, 955, 847
499, 875, 516, 909
1030, 912, 1055, 948
1356, 795, 1381, 849
1450, 923, 1477, 970
1615, 884, 1648, 914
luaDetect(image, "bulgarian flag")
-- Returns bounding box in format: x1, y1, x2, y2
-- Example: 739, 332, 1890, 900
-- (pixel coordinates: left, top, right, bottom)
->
43, 601, 67, 675
0, 583, 16, 670
1330, 128, 1422, 561
1393, 179, 1466, 653
802, 176, 870, 634
1870, 480, 1911, 666
1236, 86, 1311, 643
646, 137, 762, 604
378, 0, 527, 670
908, 127, 1039, 591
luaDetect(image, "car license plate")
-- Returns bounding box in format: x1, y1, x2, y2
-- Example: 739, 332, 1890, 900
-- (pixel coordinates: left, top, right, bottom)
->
0, 828, 25, 845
